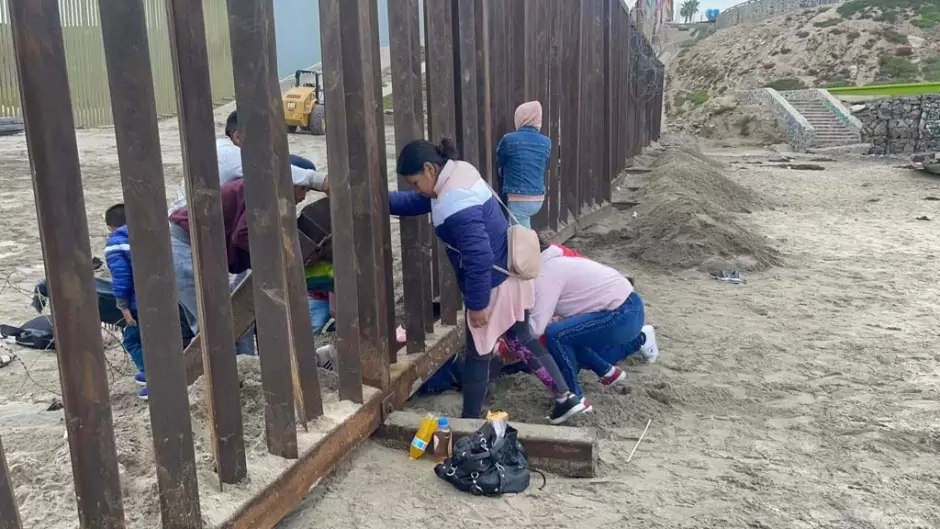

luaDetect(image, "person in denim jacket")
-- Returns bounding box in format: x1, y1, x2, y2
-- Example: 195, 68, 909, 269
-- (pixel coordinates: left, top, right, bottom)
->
496, 101, 551, 229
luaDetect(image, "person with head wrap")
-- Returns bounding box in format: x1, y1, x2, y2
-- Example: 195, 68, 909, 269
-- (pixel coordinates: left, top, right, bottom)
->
495, 101, 552, 229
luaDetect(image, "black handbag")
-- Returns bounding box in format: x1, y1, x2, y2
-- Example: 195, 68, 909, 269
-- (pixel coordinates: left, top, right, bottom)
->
434, 422, 531, 496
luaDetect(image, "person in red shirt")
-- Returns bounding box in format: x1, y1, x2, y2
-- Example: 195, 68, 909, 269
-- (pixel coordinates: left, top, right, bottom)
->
169, 164, 327, 353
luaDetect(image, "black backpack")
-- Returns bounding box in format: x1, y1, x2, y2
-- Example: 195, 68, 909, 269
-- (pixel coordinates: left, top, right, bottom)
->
1, 315, 55, 350
434, 422, 531, 496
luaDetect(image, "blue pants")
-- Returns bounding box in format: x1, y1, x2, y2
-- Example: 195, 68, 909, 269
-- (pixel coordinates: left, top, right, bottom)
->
308, 298, 331, 335
123, 309, 145, 373
506, 200, 544, 229
171, 235, 256, 355
544, 292, 646, 397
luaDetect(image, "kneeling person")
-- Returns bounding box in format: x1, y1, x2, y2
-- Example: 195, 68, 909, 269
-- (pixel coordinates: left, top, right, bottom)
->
529, 237, 659, 398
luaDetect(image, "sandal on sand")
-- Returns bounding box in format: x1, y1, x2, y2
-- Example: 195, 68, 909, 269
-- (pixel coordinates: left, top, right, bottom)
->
711, 269, 744, 284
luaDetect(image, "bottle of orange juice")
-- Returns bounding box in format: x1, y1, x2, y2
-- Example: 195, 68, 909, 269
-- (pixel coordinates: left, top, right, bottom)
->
409, 413, 438, 459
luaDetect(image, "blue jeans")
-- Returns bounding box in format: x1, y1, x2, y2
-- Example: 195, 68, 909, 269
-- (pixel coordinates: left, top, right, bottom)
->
544, 292, 646, 397
308, 298, 331, 335
171, 234, 256, 355
123, 309, 145, 373
506, 200, 544, 229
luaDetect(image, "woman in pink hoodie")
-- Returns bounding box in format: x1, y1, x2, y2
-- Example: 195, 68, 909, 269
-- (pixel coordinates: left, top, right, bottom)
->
529, 238, 659, 398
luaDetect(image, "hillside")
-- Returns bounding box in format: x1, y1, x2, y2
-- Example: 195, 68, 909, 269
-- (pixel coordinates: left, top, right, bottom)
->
667, 0, 940, 135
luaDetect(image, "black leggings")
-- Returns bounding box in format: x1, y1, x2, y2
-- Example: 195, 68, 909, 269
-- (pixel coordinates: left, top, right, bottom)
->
461, 312, 572, 419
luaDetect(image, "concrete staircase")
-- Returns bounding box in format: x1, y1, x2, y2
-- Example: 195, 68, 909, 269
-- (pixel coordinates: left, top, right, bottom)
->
784, 97, 861, 148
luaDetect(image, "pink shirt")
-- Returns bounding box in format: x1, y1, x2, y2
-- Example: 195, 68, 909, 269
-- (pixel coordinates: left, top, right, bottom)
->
528, 245, 633, 337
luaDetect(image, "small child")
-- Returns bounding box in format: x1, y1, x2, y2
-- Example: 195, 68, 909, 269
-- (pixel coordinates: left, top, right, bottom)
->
104, 204, 148, 400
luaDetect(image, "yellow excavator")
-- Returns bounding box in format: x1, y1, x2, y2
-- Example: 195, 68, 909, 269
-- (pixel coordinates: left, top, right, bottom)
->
283, 69, 326, 135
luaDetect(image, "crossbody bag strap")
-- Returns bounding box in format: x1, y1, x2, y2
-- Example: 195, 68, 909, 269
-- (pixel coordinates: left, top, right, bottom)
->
480, 179, 521, 227
443, 241, 511, 277
441, 176, 517, 277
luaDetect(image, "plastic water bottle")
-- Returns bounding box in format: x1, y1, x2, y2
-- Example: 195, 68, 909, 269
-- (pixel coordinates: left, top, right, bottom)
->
409, 414, 438, 460
432, 417, 453, 462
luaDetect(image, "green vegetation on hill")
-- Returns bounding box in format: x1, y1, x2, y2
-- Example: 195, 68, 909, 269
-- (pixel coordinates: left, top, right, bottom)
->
813, 17, 842, 27
923, 55, 940, 80
686, 90, 710, 105
838, 0, 940, 26
878, 56, 920, 81
764, 78, 807, 91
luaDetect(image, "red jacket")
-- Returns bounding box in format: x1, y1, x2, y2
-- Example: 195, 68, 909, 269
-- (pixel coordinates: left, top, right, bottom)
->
553, 243, 584, 258
169, 179, 251, 274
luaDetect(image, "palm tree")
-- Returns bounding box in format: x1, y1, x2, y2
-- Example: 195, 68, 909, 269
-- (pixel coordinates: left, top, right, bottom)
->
680, 0, 700, 23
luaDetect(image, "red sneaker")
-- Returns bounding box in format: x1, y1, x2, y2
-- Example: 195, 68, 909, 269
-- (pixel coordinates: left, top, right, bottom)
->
599, 366, 627, 386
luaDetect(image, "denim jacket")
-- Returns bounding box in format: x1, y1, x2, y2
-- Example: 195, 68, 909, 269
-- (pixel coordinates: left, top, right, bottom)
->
496, 126, 551, 196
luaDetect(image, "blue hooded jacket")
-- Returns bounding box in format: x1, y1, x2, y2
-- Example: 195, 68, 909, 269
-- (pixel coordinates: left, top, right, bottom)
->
105, 225, 136, 311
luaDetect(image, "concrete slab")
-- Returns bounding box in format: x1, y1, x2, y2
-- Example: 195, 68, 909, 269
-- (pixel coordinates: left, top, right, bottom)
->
376, 411, 597, 478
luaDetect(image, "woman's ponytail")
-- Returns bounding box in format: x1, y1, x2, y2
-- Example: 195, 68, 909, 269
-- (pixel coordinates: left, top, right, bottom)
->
396, 138, 460, 176
436, 138, 459, 161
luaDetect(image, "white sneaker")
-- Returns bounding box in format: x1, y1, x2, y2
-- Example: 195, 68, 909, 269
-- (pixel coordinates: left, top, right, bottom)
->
316, 344, 336, 371
640, 325, 659, 363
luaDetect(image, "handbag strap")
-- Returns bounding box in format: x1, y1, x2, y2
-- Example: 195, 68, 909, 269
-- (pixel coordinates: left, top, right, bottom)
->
481, 179, 522, 227
439, 176, 519, 277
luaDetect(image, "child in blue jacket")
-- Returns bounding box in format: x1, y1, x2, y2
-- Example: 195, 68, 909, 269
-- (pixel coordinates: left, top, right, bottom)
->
104, 204, 148, 400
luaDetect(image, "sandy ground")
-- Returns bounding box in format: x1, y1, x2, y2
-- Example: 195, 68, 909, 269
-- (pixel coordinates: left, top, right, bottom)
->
277, 147, 940, 529
3, 113, 940, 529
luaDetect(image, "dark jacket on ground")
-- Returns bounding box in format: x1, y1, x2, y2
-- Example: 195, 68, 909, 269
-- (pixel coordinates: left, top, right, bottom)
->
169, 179, 250, 274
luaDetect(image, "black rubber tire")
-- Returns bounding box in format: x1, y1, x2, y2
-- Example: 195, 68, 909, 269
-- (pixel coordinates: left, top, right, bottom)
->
309, 104, 326, 136
287, 125, 298, 133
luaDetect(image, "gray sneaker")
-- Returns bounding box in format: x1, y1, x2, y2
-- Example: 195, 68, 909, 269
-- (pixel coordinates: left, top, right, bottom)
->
316, 344, 336, 371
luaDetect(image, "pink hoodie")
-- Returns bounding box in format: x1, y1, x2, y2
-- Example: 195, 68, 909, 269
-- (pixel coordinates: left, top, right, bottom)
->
528, 245, 633, 337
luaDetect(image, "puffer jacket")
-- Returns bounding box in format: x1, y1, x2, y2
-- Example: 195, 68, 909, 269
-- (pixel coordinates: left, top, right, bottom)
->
105, 225, 136, 310
389, 160, 509, 311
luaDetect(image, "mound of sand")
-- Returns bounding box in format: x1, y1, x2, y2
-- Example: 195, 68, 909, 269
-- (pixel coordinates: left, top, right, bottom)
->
647, 148, 764, 213
618, 149, 781, 271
